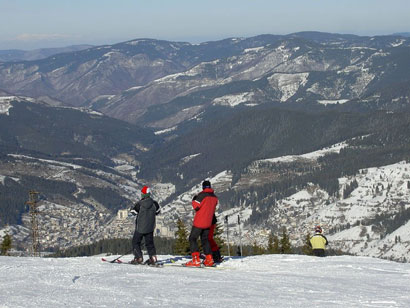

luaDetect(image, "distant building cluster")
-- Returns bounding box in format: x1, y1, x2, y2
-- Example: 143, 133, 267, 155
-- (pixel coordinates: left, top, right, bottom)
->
16, 204, 176, 253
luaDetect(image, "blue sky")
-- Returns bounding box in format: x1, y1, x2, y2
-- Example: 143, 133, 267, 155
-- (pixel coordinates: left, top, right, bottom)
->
0, 0, 409, 50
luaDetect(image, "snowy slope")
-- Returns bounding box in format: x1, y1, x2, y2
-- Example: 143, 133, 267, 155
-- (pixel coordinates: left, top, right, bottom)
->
1, 254, 409, 307
160, 141, 410, 263
243, 160, 410, 262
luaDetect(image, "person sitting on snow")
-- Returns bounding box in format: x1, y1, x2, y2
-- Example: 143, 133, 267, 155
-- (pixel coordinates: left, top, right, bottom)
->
309, 225, 328, 257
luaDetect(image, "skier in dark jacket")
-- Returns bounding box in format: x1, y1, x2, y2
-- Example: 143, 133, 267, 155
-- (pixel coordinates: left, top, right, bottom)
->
309, 225, 328, 257
185, 180, 218, 267
130, 186, 160, 265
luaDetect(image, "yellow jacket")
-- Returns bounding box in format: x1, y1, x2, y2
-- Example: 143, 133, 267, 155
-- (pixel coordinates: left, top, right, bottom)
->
310, 233, 328, 250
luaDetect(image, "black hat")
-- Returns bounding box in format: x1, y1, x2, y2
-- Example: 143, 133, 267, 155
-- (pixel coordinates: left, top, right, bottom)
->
202, 180, 211, 189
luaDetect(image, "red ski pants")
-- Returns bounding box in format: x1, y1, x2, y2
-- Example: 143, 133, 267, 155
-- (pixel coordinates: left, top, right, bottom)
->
208, 224, 219, 252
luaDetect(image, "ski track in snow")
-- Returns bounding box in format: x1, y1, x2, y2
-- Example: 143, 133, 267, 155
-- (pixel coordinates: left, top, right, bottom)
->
1, 254, 409, 307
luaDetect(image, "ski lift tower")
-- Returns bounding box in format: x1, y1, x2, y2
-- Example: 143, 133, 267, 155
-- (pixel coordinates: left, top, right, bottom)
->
27, 190, 40, 257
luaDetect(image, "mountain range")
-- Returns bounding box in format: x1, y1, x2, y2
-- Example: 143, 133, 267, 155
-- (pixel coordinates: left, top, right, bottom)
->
1, 32, 410, 127
1, 32, 410, 262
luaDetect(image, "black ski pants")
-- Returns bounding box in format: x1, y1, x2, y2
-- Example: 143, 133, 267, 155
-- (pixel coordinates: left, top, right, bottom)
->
189, 226, 211, 255
132, 230, 156, 259
313, 249, 325, 257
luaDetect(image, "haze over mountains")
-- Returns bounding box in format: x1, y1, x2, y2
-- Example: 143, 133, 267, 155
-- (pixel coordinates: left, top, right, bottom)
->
0, 45, 93, 62
1, 32, 410, 262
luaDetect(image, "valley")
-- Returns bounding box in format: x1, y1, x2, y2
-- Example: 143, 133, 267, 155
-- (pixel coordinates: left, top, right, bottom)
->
1, 32, 410, 262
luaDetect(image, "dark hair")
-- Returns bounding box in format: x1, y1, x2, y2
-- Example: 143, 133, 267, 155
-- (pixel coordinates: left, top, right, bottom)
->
202, 180, 211, 189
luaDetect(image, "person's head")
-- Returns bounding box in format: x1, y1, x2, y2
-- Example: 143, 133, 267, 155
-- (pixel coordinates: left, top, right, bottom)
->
315, 225, 322, 233
202, 180, 211, 190
141, 185, 151, 198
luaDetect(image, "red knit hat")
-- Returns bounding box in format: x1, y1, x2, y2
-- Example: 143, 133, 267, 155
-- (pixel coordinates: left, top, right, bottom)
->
141, 186, 150, 195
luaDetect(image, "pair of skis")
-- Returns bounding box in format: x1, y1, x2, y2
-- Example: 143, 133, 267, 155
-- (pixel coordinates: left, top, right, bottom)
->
101, 257, 222, 269
101, 257, 164, 267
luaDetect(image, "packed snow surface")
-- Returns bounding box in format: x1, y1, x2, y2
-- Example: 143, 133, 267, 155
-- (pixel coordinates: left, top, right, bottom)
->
1, 254, 409, 307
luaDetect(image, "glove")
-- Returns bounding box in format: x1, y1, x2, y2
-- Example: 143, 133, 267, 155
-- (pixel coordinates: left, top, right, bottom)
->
128, 209, 138, 217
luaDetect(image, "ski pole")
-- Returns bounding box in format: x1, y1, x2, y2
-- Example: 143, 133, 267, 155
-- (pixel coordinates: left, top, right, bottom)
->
225, 215, 230, 257
238, 215, 243, 260
107, 249, 133, 263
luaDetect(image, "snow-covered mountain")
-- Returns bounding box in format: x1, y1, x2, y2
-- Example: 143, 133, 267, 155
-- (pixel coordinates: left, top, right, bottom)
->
1, 32, 410, 263
1, 32, 410, 128
93, 34, 410, 127
2, 95, 410, 263
1, 254, 409, 307
0, 96, 162, 250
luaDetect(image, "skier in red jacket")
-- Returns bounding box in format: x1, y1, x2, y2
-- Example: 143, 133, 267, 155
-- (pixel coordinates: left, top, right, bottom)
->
185, 180, 218, 267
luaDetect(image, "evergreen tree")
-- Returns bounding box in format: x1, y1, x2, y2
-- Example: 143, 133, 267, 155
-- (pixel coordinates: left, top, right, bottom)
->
267, 233, 274, 253
280, 227, 292, 254
173, 219, 190, 255
273, 235, 280, 254
1, 233, 12, 256
251, 241, 265, 255
301, 233, 313, 255
267, 232, 281, 254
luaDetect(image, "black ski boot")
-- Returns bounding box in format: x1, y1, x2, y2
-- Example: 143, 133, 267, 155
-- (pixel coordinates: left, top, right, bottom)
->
130, 257, 143, 265
212, 249, 223, 263
145, 256, 163, 267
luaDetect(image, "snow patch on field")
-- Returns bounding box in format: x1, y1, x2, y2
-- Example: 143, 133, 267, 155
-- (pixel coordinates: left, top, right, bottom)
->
257, 141, 348, 164
102, 51, 116, 59
212, 92, 254, 107
180, 153, 201, 164
126, 40, 149, 46
318, 99, 350, 105
8, 154, 83, 170
391, 39, 405, 47
0, 96, 31, 115
125, 86, 143, 92
243, 46, 265, 53
154, 126, 177, 135
268, 73, 309, 102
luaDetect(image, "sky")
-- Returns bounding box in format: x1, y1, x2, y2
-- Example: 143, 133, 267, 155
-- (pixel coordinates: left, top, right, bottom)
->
1, 254, 410, 307
0, 0, 409, 50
